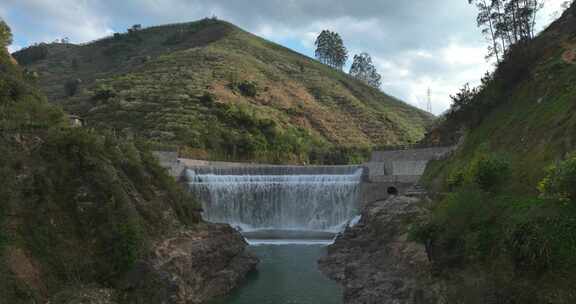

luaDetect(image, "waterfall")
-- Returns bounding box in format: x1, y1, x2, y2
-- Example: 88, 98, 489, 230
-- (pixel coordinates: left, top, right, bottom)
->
186, 165, 363, 233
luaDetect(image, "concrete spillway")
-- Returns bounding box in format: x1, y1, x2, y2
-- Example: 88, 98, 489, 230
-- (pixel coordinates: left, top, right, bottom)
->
186, 166, 363, 233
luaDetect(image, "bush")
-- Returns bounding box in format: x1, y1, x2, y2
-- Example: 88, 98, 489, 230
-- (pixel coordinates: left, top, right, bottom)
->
64, 79, 81, 97
446, 168, 466, 190
469, 154, 511, 192
538, 154, 576, 202
199, 92, 215, 105
92, 85, 116, 102
109, 220, 144, 274
238, 81, 257, 97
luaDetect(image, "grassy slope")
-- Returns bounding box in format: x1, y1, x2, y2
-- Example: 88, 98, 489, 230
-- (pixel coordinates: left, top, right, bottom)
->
0, 42, 200, 302
418, 6, 576, 303
19, 19, 432, 163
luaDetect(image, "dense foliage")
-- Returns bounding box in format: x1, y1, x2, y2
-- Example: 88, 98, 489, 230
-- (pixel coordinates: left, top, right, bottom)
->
0, 22, 201, 302
415, 153, 576, 302
419, 2, 576, 302
538, 154, 576, 202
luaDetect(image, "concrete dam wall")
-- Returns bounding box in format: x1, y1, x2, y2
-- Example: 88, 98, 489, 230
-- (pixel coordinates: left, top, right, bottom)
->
153, 146, 454, 211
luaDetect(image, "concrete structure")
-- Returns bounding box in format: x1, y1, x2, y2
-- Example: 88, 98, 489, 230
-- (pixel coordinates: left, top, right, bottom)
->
360, 146, 455, 203
364, 147, 454, 183
153, 146, 455, 205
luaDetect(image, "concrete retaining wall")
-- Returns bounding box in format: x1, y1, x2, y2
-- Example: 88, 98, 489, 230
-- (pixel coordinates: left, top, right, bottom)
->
370, 147, 454, 162
364, 146, 454, 184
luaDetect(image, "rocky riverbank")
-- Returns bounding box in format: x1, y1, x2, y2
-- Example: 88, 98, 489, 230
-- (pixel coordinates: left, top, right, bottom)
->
48, 223, 258, 304
123, 223, 258, 304
318, 195, 444, 304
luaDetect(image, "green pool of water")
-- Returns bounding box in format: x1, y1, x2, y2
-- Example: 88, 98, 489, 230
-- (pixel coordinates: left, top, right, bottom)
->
211, 244, 343, 304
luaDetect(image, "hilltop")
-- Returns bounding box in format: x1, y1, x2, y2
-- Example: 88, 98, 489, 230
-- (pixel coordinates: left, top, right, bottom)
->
15, 18, 432, 164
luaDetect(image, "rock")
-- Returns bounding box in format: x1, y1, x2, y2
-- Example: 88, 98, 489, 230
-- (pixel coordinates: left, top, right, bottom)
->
319, 196, 444, 304
49, 287, 118, 304
121, 223, 258, 304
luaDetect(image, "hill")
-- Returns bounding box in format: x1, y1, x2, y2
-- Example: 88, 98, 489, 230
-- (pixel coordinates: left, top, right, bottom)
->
15, 19, 432, 164
0, 23, 255, 303
416, 4, 576, 302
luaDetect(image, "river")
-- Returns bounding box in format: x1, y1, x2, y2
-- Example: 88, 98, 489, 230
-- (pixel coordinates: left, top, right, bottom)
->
211, 242, 342, 304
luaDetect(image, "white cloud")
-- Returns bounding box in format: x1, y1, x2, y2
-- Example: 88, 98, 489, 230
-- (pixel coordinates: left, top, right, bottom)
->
441, 43, 486, 66
7, 44, 21, 53
2, 0, 113, 44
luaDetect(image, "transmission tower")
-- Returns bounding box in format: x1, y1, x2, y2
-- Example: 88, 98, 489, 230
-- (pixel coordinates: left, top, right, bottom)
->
426, 88, 432, 113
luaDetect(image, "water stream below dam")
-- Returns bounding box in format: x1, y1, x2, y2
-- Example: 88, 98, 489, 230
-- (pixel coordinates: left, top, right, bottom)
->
186, 165, 362, 304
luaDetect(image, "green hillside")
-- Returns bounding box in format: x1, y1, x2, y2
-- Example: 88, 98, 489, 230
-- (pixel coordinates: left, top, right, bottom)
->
15, 18, 432, 164
416, 4, 576, 302
0, 23, 204, 303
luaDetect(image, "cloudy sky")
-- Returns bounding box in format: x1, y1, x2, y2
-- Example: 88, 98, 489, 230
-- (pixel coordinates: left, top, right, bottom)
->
0, 0, 568, 114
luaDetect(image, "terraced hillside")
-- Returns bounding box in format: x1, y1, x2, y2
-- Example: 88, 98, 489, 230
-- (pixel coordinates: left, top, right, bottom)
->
16, 19, 432, 163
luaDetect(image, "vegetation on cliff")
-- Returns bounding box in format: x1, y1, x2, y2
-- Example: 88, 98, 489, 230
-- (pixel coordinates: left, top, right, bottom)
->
0, 22, 203, 303
15, 19, 432, 164
417, 3, 576, 302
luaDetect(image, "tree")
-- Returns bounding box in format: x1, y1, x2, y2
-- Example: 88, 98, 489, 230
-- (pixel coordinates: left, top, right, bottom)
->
349, 53, 382, 89
0, 19, 12, 48
314, 30, 348, 70
469, 0, 503, 62
314, 30, 330, 65
468, 0, 544, 62
65, 79, 82, 97
128, 24, 142, 33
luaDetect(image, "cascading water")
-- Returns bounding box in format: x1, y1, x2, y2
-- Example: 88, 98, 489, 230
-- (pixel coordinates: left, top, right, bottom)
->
186, 166, 363, 233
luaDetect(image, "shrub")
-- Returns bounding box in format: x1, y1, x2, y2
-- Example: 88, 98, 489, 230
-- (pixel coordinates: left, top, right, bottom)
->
469, 154, 510, 192
199, 92, 215, 105
538, 154, 576, 202
92, 85, 116, 102
238, 81, 257, 97
446, 168, 466, 190
64, 79, 81, 97
109, 220, 144, 274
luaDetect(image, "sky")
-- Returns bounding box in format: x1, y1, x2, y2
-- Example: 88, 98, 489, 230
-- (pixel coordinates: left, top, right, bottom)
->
0, 0, 568, 114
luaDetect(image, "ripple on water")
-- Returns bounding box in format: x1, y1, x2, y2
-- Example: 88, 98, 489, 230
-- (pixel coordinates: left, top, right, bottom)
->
210, 244, 343, 304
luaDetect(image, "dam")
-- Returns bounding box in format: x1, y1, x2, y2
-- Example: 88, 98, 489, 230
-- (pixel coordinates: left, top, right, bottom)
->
153, 147, 454, 303
185, 165, 363, 235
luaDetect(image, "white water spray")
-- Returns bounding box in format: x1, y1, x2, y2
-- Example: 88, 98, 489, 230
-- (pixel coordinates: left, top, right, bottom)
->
186, 166, 363, 232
